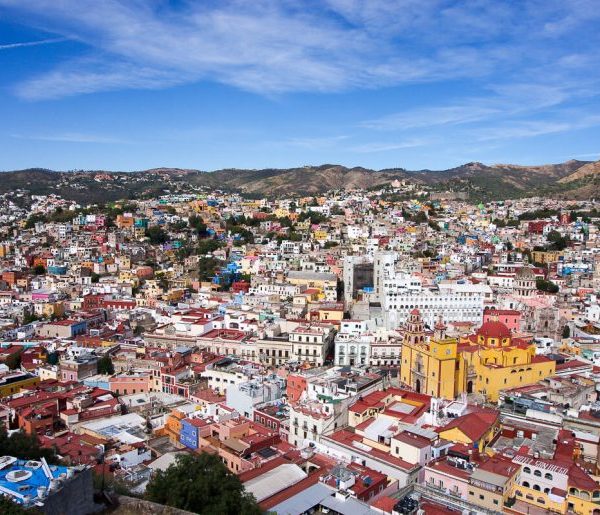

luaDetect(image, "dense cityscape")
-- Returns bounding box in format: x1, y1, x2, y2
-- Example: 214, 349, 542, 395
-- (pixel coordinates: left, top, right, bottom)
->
0, 180, 599, 514
2, 1, 600, 514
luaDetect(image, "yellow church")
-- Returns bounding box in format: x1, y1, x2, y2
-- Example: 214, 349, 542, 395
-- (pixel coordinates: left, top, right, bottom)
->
400, 309, 555, 401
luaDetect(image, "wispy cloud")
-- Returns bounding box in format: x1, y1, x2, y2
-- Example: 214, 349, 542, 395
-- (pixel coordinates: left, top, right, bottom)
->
284, 135, 349, 150
361, 105, 498, 131
350, 139, 428, 153
11, 132, 132, 144
1, 0, 598, 101
0, 37, 65, 50
476, 115, 600, 141
361, 82, 578, 132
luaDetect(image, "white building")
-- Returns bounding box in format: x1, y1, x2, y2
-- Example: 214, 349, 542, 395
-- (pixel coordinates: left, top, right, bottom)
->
290, 324, 334, 366
381, 280, 491, 329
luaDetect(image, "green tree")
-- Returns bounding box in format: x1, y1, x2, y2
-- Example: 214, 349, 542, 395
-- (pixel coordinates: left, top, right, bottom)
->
24, 213, 48, 229
0, 426, 58, 464
536, 278, 559, 293
198, 257, 221, 282
197, 239, 223, 255
156, 274, 170, 291
562, 325, 571, 338
97, 354, 115, 375
22, 312, 40, 325
146, 453, 261, 515
546, 230, 570, 251
189, 215, 207, 236
33, 264, 46, 275
5, 350, 22, 370
0, 496, 31, 515
413, 211, 428, 224
46, 351, 59, 366
145, 226, 168, 244
170, 220, 187, 231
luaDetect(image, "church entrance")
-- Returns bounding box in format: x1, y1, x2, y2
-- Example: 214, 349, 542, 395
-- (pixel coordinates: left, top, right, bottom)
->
467, 381, 473, 394
415, 379, 421, 393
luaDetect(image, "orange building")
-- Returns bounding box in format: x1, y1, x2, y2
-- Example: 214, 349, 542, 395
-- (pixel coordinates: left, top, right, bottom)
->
286, 374, 307, 403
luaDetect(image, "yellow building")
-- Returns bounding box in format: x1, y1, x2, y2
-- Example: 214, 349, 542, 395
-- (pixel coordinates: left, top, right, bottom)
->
313, 229, 328, 242
531, 249, 564, 265
400, 310, 556, 401
0, 372, 39, 397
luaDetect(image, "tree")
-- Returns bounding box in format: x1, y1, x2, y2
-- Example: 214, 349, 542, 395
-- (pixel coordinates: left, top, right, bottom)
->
562, 325, 571, 338
157, 274, 170, 291
0, 496, 30, 515
47, 351, 59, 366
536, 278, 559, 293
22, 312, 40, 325
5, 350, 22, 370
24, 213, 47, 229
145, 226, 168, 244
198, 257, 221, 282
0, 426, 58, 464
146, 453, 261, 515
33, 264, 46, 275
546, 230, 570, 251
170, 220, 187, 231
197, 239, 222, 255
97, 354, 115, 375
189, 215, 207, 236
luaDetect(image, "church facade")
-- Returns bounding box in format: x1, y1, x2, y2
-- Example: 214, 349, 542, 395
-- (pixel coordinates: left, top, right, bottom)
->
400, 309, 556, 401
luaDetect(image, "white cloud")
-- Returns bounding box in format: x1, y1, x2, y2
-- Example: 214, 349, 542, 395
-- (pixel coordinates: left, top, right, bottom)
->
350, 139, 428, 153
476, 115, 600, 141
0, 37, 65, 50
11, 132, 132, 144
0, 0, 598, 101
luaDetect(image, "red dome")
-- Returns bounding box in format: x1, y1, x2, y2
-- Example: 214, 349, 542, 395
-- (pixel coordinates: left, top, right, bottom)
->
478, 320, 511, 339
410, 308, 420, 316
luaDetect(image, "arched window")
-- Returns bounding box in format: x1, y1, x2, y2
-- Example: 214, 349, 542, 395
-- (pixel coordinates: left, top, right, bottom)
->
533, 470, 542, 477
523, 481, 530, 488
544, 473, 552, 480
533, 484, 541, 491
523, 467, 531, 474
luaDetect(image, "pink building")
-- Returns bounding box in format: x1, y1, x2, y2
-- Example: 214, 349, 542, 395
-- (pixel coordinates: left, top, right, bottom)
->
109, 374, 151, 395
483, 309, 521, 333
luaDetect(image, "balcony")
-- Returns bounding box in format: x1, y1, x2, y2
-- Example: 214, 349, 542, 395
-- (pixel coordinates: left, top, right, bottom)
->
411, 366, 425, 377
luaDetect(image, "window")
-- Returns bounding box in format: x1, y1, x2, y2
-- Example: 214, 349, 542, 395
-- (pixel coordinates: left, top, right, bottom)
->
523, 467, 531, 474
544, 473, 552, 480
533, 470, 542, 477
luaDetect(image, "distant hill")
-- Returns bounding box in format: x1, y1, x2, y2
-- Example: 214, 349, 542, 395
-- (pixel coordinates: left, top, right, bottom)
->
1, 159, 598, 203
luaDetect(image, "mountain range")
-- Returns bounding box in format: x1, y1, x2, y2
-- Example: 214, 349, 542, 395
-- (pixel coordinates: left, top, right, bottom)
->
2, 159, 599, 204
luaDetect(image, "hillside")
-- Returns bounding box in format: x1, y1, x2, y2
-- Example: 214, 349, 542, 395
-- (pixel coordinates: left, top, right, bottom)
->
1, 159, 598, 203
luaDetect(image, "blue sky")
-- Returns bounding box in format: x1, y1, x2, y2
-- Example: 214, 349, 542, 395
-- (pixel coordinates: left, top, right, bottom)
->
1, 0, 600, 172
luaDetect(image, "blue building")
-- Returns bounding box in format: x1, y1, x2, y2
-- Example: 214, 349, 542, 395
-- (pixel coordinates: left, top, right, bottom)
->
47, 265, 68, 275
180, 418, 202, 450
0, 455, 95, 514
